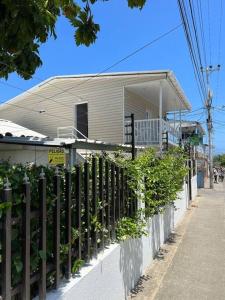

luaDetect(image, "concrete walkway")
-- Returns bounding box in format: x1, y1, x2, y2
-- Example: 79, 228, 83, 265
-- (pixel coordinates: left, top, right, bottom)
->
131, 183, 225, 300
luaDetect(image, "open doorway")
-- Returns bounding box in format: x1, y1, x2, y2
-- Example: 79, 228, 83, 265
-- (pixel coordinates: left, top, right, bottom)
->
75, 102, 88, 138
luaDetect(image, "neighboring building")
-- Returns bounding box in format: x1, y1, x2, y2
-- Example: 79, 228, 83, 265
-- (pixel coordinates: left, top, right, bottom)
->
0, 71, 191, 149
179, 120, 208, 188
0, 119, 49, 165
0, 119, 46, 138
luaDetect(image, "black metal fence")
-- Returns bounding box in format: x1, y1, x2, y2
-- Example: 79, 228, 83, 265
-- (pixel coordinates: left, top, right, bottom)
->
0, 157, 137, 300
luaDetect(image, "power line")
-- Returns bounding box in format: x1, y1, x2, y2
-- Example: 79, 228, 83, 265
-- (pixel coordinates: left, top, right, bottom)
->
196, 0, 207, 67
0, 81, 74, 122
207, 0, 212, 64
0, 61, 85, 103
0, 79, 78, 112
188, 0, 205, 72
0, 24, 183, 112
41, 24, 183, 98
215, 0, 223, 101
177, 0, 221, 188
177, 0, 207, 104
0, 24, 185, 126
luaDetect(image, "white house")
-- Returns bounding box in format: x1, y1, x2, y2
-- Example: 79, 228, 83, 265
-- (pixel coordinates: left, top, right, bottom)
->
0, 71, 191, 149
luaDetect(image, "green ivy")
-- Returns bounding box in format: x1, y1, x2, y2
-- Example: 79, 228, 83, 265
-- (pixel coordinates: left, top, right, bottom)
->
0, 149, 188, 293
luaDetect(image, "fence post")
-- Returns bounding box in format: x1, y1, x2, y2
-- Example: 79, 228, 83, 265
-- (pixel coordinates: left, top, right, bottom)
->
124, 171, 129, 217
111, 163, 116, 239
75, 166, 82, 260
53, 168, 61, 289
120, 168, 124, 216
84, 162, 90, 260
105, 160, 110, 242
92, 157, 98, 256
22, 174, 31, 300
99, 157, 105, 250
39, 169, 47, 300
2, 178, 12, 300
115, 166, 121, 221
65, 170, 72, 280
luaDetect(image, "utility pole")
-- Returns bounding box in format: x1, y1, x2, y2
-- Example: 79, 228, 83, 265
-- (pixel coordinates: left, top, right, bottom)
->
201, 65, 220, 189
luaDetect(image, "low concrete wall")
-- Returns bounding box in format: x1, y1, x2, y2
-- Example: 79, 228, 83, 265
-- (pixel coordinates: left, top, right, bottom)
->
47, 207, 173, 300
192, 175, 198, 199
47, 182, 193, 300
174, 181, 189, 226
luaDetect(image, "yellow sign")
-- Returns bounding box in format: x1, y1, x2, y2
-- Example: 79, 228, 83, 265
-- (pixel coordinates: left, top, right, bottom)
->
48, 149, 65, 165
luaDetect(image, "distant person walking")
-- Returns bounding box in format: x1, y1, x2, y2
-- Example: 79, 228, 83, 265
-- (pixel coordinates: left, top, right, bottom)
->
213, 168, 219, 183
219, 168, 224, 182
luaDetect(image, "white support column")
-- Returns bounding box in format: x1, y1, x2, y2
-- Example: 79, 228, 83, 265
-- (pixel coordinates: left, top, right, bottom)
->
68, 148, 77, 170
179, 109, 182, 145
173, 112, 176, 144
159, 81, 163, 152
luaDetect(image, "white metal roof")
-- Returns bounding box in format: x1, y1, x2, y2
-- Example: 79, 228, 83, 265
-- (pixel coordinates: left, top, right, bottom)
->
0, 70, 191, 111
0, 119, 46, 138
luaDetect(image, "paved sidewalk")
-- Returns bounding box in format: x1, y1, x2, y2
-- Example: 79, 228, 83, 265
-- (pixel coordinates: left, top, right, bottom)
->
131, 183, 225, 300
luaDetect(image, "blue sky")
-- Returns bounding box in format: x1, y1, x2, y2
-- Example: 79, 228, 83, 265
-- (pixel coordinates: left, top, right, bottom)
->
0, 0, 224, 153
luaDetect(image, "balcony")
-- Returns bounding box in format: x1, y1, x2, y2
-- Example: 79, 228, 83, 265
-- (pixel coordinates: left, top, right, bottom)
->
124, 118, 180, 146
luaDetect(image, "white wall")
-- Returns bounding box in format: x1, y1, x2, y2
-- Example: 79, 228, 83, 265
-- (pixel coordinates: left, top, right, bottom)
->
174, 181, 189, 226
46, 183, 192, 300
0, 74, 166, 144
0, 148, 48, 165
191, 175, 198, 200
124, 89, 159, 120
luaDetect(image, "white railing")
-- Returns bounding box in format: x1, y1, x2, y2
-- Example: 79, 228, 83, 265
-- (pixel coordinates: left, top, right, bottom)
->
124, 119, 180, 146
162, 120, 180, 145
57, 126, 87, 140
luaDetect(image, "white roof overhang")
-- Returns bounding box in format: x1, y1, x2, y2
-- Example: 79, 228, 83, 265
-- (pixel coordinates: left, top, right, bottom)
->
124, 72, 191, 112
0, 119, 46, 138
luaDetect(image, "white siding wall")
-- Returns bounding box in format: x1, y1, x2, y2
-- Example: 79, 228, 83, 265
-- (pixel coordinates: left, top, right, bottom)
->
0, 74, 166, 144
124, 89, 159, 120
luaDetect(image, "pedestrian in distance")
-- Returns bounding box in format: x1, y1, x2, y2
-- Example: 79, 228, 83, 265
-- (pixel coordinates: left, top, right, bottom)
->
213, 168, 219, 184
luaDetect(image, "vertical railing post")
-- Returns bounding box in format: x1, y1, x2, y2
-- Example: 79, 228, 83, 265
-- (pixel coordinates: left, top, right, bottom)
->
92, 157, 98, 256
22, 174, 31, 300
159, 81, 163, 153
115, 166, 120, 221
53, 168, 61, 289
120, 168, 124, 217
99, 157, 105, 250
110, 163, 116, 239
105, 160, 110, 242
2, 178, 12, 300
65, 170, 72, 280
75, 166, 82, 260
39, 170, 47, 300
84, 162, 90, 260
131, 113, 136, 160
124, 171, 128, 217
128, 181, 134, 217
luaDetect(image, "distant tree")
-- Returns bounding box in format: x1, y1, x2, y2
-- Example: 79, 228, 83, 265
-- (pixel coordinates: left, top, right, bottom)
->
214, 154, 225, 167
0, 0, 146, 79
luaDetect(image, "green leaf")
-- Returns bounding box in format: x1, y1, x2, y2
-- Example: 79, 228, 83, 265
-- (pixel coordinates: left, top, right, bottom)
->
39, 250, 47, 261
14, 259, 23, 273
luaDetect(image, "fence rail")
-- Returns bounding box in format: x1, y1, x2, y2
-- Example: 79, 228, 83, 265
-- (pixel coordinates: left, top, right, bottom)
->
0, 158, 136, 300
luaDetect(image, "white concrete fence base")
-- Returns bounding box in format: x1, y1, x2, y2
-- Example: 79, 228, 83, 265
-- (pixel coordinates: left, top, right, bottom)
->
47, 176, 197, 300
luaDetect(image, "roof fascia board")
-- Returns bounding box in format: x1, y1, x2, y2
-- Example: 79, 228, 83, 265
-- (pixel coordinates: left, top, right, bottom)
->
166, 72, 192, 111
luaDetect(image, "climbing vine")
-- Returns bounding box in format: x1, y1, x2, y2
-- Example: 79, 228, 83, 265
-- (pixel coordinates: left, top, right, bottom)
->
114, 147, 188, 217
